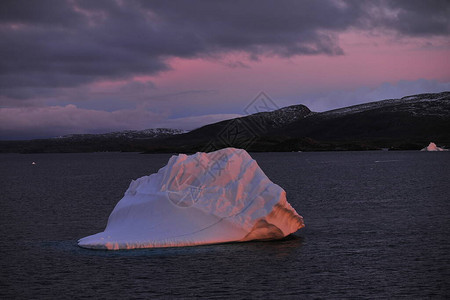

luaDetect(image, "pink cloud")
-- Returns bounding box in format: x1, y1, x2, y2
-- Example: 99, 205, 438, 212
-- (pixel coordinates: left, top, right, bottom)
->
2, 29, 449, 140
152, 30, 450, 99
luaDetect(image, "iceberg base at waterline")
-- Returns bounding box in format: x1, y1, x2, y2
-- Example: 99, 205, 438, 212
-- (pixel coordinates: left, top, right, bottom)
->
78, 148, 304, 250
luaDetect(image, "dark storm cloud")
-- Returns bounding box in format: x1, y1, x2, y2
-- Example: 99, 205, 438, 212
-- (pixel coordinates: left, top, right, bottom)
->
1, 0, 448, 99
370, 0, 450, 36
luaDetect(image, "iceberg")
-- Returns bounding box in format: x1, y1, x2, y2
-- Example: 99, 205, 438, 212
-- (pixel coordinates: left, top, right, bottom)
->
420, 142, 448, 151
78, 148, 304, 250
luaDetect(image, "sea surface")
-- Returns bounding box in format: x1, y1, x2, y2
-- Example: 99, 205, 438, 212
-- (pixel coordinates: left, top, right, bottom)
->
0, 151, 449, 299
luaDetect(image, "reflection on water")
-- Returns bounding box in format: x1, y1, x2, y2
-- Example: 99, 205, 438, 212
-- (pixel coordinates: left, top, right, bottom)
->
241, 235, 304, 258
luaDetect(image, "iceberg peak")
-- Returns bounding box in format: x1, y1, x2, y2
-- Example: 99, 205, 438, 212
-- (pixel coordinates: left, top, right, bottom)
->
421, 142, 448, 151
78, 148, 304, 250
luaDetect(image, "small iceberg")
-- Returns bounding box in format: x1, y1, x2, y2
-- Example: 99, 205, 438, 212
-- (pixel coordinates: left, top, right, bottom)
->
78, 148, 304, 250
420, 142, 448, 151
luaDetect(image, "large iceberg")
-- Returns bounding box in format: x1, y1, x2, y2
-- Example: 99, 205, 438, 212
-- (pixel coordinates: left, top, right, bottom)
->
420, 142, 448, 151
78, 148, 304, 250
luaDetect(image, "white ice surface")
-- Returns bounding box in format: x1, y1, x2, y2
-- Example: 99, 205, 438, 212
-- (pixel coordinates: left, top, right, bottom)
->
421, 142, 448, 151
78, 148, 304, 250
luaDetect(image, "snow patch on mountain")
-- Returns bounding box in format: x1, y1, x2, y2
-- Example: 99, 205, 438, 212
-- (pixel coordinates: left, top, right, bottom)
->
56, 128, 187, 140
317, 92, 450, 118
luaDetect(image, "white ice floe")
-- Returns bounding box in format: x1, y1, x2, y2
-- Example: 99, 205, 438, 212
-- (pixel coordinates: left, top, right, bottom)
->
78, 148, 304, 250
420, 142, 448, 151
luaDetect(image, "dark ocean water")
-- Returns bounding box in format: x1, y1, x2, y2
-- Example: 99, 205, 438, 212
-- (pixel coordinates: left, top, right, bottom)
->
0, 151, 449, 299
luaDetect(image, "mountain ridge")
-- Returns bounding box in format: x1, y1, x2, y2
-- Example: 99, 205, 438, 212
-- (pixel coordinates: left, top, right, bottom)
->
55, 128, 186, 140
316, 92, 449, 118
146, 91, 450, 152
1, 92, 449, 153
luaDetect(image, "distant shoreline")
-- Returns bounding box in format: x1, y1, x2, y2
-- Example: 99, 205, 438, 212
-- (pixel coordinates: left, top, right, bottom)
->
1, 92, 449, 154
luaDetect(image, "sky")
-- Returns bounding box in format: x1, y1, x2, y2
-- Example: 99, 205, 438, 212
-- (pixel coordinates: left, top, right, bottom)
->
1, 0, 449, 140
